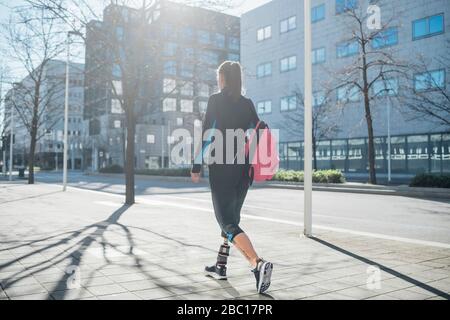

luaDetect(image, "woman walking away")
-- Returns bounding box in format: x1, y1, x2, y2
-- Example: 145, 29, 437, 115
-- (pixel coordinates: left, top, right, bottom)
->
191, 61, 273, 294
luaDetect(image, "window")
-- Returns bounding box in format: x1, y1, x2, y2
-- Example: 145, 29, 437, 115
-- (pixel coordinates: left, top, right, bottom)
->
229, 37, 240, 51
228, 53, 240, 61
313, 92, 326, 107
199, 50, 219, 65
147, 135, 155, 144
257, 26, 272, 41
114, 120, 121, 129
280, 96, 297, 111
111, 99, 123, 114
312, 4, 325, 23
213, 33, 225, 48
163, 98, 177, 112
337, 85, 360, 102
181, 27, 194, 40
198, 101, 208, 113
162, 23, 176, 39
176, 117, 184, 126
198, 30, 210, 44
372, 78, 399, 97
112, 64, 122, 78
180, 99, 193, 113
163, 42, 178, 56
312, 47, 326, 64
198, 83, 209, 97
414, 69, 445, 91
280, 56, 297, 72
257, 62, 272, 78
183, 47, 194, 59
337, 40, 358, 58
413, 14, 444, 40
164, 61, 177, 75
280, 16, 296, 34
163, 78, 177, 94
257, 100, 272, 114
180, 64, 194, 78
372, 27, 398, 48
336, 0, 357, 14
116, 26, 124, 41
180, 81, 194, 96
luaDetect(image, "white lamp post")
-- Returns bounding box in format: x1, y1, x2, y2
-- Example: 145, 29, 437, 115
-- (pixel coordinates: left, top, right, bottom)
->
304, 0, 313, 237
63, 31, 82, 191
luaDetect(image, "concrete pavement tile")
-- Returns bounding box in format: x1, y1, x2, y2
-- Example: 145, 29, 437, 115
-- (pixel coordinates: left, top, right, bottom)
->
10, 293, 53, 300
303, 292, 354, 300
385, 288, 432, 300
0, 275, 41, 287
4, 283, 47, 298
50, 288, 95, 300
335, 286, 380, 299
133, 287, 176, 300
87, 283, 128, 296
365, 294, 401, 300
98, 292, 142, 300
120, 279, 161, 291
107, 272, 149, 283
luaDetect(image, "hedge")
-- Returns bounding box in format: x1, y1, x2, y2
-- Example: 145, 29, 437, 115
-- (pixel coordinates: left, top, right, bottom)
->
409, 173, 450, 188
99, 165, 124, 174
135, 168, 191, 177
272, 169, 345, 184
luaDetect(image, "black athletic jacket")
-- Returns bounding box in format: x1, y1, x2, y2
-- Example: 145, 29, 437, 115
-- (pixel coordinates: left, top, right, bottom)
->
192, 88, 261, 188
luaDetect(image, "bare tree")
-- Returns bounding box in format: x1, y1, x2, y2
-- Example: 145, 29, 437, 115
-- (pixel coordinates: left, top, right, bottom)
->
22, 0, 236, 204
329, 0, 409, 184
1, 7, 66, 184
278, 87, 340, 170
401, 41, 450, 127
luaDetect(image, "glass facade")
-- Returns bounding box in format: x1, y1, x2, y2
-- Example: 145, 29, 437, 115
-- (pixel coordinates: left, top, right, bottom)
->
279, 132, 450, 175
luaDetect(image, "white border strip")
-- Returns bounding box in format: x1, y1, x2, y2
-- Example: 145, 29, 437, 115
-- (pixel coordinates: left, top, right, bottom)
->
67, 185, 450, 249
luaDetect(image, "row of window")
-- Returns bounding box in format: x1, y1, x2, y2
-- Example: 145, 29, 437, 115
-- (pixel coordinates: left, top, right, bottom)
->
256, 1, 444, 44
162, 98, 207, 113
257, 56, 297, 77
256, 69, 446, 114
163, 79, 217, 98
161, 24, 240, 51
163, 44, 240, 63
256, 18, 442, 76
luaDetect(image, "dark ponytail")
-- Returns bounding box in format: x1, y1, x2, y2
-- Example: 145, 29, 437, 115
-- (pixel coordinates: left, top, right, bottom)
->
218, 61, 242, 101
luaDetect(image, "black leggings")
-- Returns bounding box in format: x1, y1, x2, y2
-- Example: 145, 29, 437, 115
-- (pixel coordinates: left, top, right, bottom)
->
210, 177, 249, 242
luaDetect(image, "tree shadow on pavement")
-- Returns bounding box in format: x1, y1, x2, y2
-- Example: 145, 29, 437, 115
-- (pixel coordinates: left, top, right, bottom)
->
0, 203, 221, 300
310, 236, 450, 299
0, 191, 62, 205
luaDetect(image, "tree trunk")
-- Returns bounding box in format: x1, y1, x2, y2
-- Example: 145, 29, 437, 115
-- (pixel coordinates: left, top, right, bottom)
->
125, 111, 135, 205
361, 49, 377, 184
28, 128, 37, 184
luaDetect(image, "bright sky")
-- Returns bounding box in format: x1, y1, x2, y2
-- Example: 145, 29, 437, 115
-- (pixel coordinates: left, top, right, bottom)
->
0, 0, 271, 87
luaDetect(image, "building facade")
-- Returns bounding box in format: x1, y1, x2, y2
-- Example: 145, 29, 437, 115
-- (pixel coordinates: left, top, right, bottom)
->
83, 0, 240, 171
241, 0, 450, 178
3, 60, 85, 171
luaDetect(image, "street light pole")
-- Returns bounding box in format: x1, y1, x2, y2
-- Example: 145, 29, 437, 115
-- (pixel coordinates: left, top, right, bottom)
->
9, 87, 15, 182
303, 0, 313, 237
387, 96, 391, 183
63, 33, 71, 191
63, 30, 82, 191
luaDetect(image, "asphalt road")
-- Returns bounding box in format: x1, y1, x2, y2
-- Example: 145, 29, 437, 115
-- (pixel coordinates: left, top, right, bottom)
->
25, 171, 450, 245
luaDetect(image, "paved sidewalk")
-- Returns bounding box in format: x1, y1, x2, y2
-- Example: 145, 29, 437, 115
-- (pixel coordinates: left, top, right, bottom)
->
0, 182, 449, 300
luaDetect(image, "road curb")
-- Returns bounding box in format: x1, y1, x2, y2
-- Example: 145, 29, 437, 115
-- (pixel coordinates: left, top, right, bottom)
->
84, 172, 450, 200
253, 182, 450, 200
